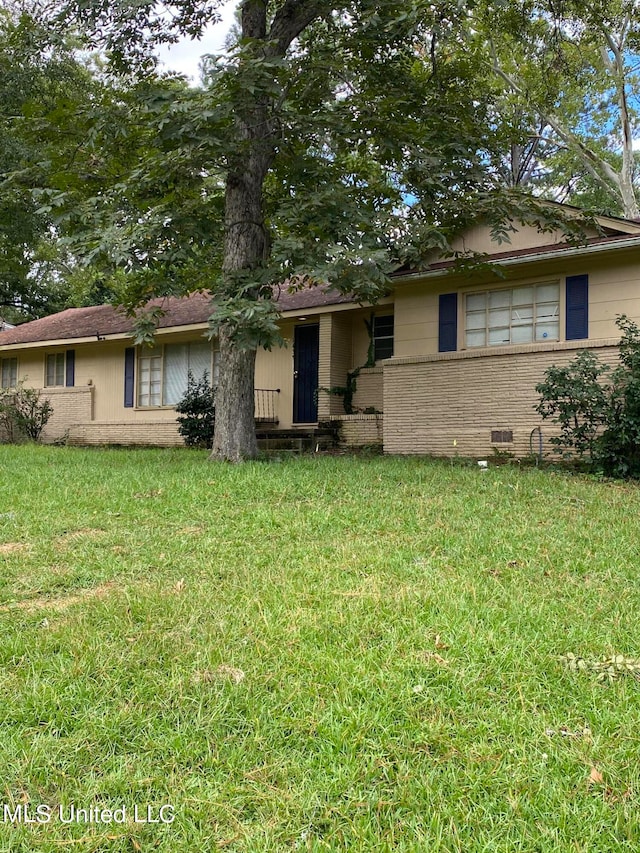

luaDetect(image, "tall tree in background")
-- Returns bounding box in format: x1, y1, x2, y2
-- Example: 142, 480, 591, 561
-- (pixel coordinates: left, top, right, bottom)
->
474, 0, 640, 217
0, 9, 103, 320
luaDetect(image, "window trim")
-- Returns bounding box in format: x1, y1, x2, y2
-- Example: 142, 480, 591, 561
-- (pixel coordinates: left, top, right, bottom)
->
463, 280, 561, 350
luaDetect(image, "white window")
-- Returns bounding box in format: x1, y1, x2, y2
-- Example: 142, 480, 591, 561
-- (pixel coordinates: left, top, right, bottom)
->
137, 342, 214, 407
1, 357, 17, 389
138, 348, 163, 407
45, 353, 65, 387
465, 283, 560, 348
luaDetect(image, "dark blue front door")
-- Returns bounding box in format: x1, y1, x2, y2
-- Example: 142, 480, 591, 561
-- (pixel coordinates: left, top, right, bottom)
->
293, 324, 319, 423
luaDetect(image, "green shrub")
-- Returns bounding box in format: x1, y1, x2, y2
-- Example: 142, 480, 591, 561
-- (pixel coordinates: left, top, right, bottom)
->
0, 381, 54, 443
536, 315, 640, 478
175, 371, 215, 448
535, 350, 610, 459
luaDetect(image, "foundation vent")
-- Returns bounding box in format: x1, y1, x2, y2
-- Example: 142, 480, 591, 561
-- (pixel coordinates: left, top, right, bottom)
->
491, 430, 513, 444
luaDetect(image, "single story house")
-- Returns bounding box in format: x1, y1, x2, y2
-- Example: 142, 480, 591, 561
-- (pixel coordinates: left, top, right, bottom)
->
2, 204, 640, 457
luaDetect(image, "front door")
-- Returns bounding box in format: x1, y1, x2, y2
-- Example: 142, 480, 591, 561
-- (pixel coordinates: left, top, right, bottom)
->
293, 324, 319, 423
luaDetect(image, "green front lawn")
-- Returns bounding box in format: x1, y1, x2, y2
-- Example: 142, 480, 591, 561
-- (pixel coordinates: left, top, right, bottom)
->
1, 446, 639, 851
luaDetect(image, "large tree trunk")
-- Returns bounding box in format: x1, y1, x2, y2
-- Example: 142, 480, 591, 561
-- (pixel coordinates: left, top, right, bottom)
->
210, 328, 258, 461
209, 0, 331, 462
209, 167, 269, 462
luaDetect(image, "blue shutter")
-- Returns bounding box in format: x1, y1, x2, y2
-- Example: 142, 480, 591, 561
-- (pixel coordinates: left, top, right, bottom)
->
439, 293, 458, 352
565, 275, 588, 340
65, 350, 75, 387
124, 347, 135, 408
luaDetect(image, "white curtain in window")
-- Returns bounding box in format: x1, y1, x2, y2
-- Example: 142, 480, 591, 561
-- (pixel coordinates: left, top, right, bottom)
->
163, 342, 211, 405
163, 344, 189, 406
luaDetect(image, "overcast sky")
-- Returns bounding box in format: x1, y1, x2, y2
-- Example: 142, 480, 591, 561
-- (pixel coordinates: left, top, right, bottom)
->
155, 1, 239, 82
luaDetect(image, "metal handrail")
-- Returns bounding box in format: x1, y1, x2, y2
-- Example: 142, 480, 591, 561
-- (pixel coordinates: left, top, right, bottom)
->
254, 388, 280, 423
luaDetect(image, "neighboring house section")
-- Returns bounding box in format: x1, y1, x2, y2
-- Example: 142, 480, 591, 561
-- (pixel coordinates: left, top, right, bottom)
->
2, 204, 640, 456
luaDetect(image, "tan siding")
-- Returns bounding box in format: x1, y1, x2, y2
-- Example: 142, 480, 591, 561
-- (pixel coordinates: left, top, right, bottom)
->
316, 313, 353, 420
327, 314, 352, 417
316, 315, 332, 421
448, 223, 600, 255
384, 341, 620, 458
255, 322, 294, 428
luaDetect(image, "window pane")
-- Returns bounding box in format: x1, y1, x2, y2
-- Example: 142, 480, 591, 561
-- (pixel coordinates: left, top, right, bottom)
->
374, 315, 394, 335
537, 303, 559, 322
466, 329, 486, 347
189, 342, 212, 382
467, 293, 486, 312
466, 311, 486, 331
489, 327, 510, 345
163, 342, 212, 406
489, 290, 510, 308
164, 344, 189, 406
536, 283, 559, 303
138, 350, 162, 406
46, 354, 64, 387
488, 308, 510, 327
1, 358, 17, 388
536, 321, 559, 341
373, 315, 394, 361
512, 305, 533, 323
512, 324, 533, 343
512, 287, 533, 306
55, 354, 65, 386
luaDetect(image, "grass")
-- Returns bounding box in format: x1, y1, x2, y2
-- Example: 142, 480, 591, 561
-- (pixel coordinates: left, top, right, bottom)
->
1, 446, 640, 851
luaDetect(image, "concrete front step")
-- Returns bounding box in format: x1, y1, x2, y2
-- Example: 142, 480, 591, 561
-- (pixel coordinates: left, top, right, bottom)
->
256, 428, 337, 453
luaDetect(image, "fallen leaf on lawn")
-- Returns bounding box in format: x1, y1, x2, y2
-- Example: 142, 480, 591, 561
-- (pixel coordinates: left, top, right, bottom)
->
588, 766, 604, 786
422, 651, 449, 666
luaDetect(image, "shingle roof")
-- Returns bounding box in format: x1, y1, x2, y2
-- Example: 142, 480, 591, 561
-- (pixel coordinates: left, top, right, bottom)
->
0, 286, 354, 346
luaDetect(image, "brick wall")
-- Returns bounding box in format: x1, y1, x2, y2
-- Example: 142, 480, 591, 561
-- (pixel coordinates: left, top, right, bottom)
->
337, 414, 383, 447
40, 386, 94, 443
67, 421, 182, 447
383, 339, 620, 458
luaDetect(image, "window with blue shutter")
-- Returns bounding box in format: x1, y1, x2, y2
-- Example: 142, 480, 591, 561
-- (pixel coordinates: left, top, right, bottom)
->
565, 274, 588, 341
124, 347, 135, 408
65, 350, 75, 387
439, 293, 458, 352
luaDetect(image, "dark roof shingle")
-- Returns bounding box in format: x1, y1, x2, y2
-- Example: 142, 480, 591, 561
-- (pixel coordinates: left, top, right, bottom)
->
0, 286, 353, 347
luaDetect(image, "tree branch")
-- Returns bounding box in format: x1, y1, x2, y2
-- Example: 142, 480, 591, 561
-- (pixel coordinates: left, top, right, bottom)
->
267, 0, 332, 56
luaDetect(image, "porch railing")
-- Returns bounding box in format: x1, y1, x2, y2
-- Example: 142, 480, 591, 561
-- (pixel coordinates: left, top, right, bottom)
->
254, 388, 280, 423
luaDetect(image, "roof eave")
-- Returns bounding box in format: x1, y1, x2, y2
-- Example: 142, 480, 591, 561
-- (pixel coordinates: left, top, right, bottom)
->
392, 236, 640, 284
